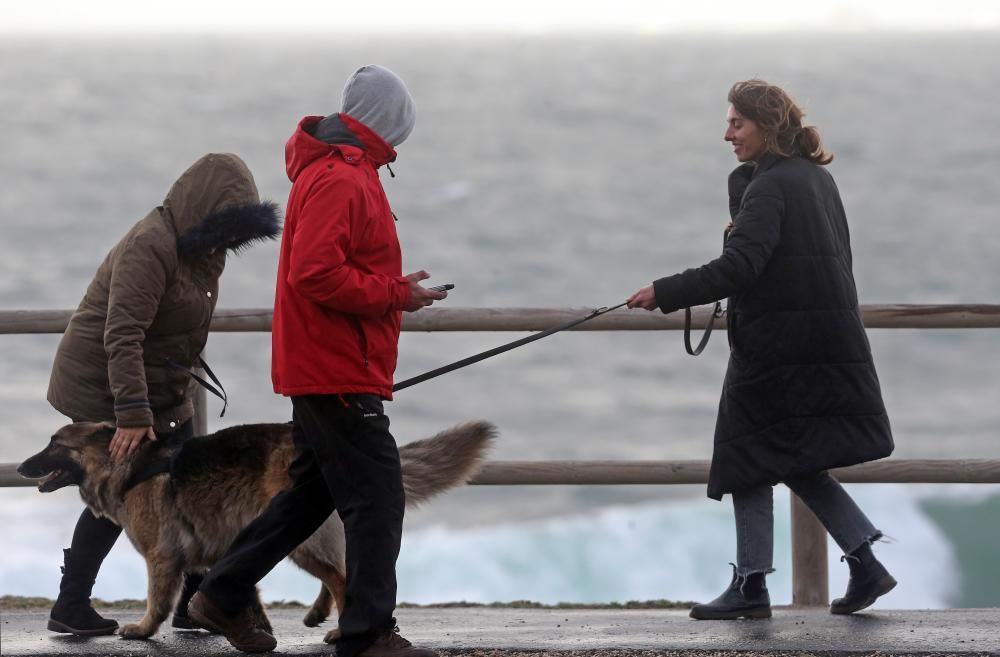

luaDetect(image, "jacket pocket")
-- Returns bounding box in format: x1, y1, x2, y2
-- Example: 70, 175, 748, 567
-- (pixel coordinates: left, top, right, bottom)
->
346, 317, 369, 368
145, 361, 190, 407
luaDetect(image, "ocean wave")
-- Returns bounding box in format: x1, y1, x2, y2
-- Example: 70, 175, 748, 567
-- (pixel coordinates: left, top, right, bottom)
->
4, 485, 978, 608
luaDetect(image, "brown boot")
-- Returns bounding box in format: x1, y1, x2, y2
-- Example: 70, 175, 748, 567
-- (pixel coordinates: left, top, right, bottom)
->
187, 591, 277, 653
357, 626, 438, 657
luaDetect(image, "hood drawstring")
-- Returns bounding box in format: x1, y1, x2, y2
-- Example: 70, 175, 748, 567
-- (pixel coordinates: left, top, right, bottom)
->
386, 163, 397, 220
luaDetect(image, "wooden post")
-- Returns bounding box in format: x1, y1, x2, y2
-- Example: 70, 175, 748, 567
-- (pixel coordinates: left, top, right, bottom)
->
790, 493, 829, 606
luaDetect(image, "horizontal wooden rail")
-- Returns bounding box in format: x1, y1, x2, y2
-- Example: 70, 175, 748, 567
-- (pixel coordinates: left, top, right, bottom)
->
2, 304, 1000, 335
3, 458, 999, 488
471, 459, 1000, 485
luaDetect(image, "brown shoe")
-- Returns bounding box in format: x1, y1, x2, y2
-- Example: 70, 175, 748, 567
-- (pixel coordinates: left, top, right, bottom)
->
357, 626, 438, 657
187, 591, 277, 653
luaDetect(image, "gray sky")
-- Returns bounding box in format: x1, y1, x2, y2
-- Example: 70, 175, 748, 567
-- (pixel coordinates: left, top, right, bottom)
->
3, 0, 999, 33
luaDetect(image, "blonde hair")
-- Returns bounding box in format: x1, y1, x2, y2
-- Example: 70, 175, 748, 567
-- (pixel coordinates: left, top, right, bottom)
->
728, 79, 833, 165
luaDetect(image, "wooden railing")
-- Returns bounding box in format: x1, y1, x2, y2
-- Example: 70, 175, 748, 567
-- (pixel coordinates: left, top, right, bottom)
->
3, 303, 999, 607
3, 304, 1000, 334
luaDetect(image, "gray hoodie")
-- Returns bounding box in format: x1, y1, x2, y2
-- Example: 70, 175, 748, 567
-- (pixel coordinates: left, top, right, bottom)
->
316, 65, 416, 148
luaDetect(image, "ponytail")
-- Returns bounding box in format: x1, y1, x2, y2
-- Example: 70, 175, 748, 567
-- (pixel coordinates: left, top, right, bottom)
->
796, 125, 833, 165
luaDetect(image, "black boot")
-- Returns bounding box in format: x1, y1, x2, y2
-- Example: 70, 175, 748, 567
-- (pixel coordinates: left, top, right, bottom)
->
172, 572, 207, 630
830, 542, 897, 614
48, 548, 119, 636
689, 565, 772, 620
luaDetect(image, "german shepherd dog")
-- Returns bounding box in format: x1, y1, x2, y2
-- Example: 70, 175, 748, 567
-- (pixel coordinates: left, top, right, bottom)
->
18, 419, 496, 641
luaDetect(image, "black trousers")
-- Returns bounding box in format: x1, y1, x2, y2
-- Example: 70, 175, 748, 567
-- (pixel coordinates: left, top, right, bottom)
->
62, 420, 194, 596
200, 394, 405, 657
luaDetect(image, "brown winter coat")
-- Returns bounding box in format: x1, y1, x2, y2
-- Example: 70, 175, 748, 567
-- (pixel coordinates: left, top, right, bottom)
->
48, 153, 280, 433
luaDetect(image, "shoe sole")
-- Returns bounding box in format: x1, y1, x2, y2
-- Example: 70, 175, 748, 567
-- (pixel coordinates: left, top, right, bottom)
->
172, 614, 222, 633
47, 618, 118, 636
186, 605, 227, 635
830, 575, 898, 615
689, 606, 773, 620
187, 604, 276, 653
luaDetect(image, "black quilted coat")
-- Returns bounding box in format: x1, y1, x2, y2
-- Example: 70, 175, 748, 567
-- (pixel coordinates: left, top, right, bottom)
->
653, 154, 893, 500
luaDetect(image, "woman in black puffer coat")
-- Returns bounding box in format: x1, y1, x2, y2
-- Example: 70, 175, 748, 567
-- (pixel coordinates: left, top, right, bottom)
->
627, 79, 896, 620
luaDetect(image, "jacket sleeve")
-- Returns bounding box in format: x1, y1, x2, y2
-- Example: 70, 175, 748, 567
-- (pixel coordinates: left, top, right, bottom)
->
286, 174, 411, 316
653, 178, 784, 314
104, 234, 172, 428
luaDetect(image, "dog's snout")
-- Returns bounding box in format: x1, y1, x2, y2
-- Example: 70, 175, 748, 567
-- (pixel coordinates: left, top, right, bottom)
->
16, 455, 44, 478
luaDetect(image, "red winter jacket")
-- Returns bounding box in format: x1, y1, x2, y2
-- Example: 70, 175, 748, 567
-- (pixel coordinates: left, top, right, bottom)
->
271, 114, 412, 398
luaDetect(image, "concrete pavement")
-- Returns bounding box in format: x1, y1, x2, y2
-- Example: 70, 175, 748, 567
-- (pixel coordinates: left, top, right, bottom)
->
2, 607, 999, 656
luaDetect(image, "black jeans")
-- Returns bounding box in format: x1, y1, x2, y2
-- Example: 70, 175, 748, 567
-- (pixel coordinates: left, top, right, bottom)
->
61, 420, 194, 594
199, 394, 405, 657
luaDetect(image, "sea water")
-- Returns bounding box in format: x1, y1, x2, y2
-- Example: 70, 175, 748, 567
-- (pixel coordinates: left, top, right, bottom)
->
1, 33, 998, 607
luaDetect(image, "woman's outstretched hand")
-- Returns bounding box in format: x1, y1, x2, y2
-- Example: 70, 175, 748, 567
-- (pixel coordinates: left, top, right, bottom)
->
626, 284, 658, 311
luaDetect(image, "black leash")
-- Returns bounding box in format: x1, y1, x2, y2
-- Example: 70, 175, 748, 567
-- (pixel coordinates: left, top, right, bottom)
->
167, 356, 228, 417
684, 302, 725, 356
393, 302, 628, 392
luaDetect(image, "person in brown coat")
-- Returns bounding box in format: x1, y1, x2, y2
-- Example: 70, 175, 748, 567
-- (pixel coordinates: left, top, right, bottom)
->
44, 152, 281, 635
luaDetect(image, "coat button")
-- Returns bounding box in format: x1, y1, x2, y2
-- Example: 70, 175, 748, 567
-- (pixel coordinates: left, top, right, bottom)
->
169, 421, 177, 428
207, 291, 213, 298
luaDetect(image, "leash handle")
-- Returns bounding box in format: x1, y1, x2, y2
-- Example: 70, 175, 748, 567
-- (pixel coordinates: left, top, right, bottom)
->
393, 302, 628, 392
195, 357, 228, 417
167, 357, 228, 417
684, 302, 724, 356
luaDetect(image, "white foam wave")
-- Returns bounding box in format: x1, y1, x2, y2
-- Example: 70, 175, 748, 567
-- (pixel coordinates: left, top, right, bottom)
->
0, 485, 968, 609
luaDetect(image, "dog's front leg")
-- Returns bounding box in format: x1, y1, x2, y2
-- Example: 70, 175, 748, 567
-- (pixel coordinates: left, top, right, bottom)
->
119, 550, 182, 640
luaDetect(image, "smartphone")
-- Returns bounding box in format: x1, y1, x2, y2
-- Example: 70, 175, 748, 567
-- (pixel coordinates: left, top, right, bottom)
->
429, 283, 455, 292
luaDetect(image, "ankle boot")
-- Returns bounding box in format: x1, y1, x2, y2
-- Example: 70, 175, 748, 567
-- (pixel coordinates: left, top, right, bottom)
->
830, 542, 897, 614
171, 572, 206, 630
689, 565, 772, 620
48, 548, 119, 636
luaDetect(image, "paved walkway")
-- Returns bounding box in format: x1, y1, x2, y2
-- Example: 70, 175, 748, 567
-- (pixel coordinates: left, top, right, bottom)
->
2, 607, 999, 656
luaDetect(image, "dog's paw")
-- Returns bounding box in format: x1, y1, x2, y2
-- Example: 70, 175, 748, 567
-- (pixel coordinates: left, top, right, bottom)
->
303, 607, 328, 627
118, 623, 154, 640
323, 627, 342, 644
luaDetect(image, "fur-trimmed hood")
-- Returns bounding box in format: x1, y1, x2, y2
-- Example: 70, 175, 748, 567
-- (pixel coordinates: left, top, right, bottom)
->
162, 153, 282, 258
177, 200, 281, 259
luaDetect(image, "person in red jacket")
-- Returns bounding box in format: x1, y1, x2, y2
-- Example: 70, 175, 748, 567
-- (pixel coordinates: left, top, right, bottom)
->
189, 65, 445, 657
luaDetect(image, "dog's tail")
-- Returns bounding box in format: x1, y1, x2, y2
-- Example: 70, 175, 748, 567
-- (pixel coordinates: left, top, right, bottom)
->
398, 420, 496, 507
